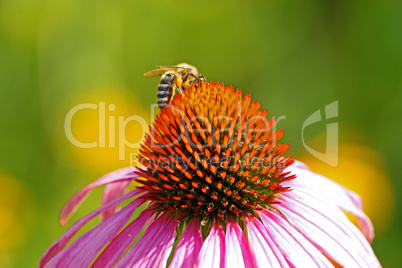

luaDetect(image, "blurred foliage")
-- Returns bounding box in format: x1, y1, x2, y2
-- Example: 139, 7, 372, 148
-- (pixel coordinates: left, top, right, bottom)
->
0, 0, 401, 267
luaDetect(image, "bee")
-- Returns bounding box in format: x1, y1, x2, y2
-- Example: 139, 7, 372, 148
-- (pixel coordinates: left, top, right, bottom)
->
144, 63, 206, 109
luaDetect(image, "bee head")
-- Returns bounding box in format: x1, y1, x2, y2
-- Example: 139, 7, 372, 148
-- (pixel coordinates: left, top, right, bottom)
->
198, 74, 206, 82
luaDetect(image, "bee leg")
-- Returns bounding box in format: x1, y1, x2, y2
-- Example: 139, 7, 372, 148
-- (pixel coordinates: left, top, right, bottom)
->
177, 86, 184, 95
177, 87, 185, 99
188, 73, 206, 84
187, 73, 199, 81
171, 85, 184, 100
173, 73, 184, 99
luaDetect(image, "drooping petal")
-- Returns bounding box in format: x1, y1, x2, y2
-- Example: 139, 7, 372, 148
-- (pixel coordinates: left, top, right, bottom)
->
280, 190, 381, 268
100, 180, 132, 221
39, 189, 143, 268
45, 196, 146, 268
277, 202, 363, 267
247, 217, 289, 268
285, 161, 374, 241
92, 208, 154, 268
285, 175, 376, 253
169, 219, 203, 268
60, 167, 139, 226
198, 221, 225, 268
259, 209, 334, 267
225, 218, 256, 268
115, 213, 177, 268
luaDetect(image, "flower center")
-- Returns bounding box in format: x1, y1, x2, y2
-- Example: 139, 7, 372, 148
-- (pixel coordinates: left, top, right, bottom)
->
136, 82, 294, 226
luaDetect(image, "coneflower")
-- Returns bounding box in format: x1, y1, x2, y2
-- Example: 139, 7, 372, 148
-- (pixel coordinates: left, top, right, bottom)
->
40, 82, 380, 267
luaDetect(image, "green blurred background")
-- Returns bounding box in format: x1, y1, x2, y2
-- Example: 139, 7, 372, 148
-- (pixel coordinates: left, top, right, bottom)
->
0, 0, 401, 267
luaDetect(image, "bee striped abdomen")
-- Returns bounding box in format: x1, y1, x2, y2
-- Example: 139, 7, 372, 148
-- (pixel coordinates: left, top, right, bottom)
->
157, 74, 174, 109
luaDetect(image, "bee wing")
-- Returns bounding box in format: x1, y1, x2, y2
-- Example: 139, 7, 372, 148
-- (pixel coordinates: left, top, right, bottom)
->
159, 65, 195, 71
144, 65, 193, 76
143, 68, 171, 76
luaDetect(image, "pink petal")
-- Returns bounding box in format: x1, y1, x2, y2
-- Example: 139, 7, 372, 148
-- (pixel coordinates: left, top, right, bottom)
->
277, 202, 365, 267
225, 218, 256, 268
115, 213, 178, 268
39, 189, 143, 268
198, 221, 225, 268
280, 190, 381, 267
288, 160, 309, 170
100, 180, 132, 221
51, 200, 144, 266
169, 219, 203, 268
59, 167, 139, 226
285, 161, 374, 241
259, 209, 334, 267
247, 217, 289, 268
92, 208, 154, 268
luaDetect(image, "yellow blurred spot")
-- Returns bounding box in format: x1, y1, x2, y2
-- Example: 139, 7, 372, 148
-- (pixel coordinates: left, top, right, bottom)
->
0, 172, 35, 250
297, 142, 395, 235
0, 207, 25, 249
62, 85, 150, 175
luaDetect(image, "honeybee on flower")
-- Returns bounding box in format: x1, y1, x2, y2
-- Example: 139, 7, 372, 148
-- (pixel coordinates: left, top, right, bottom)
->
40, 79, 380, 267
144, 63, 206, 109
